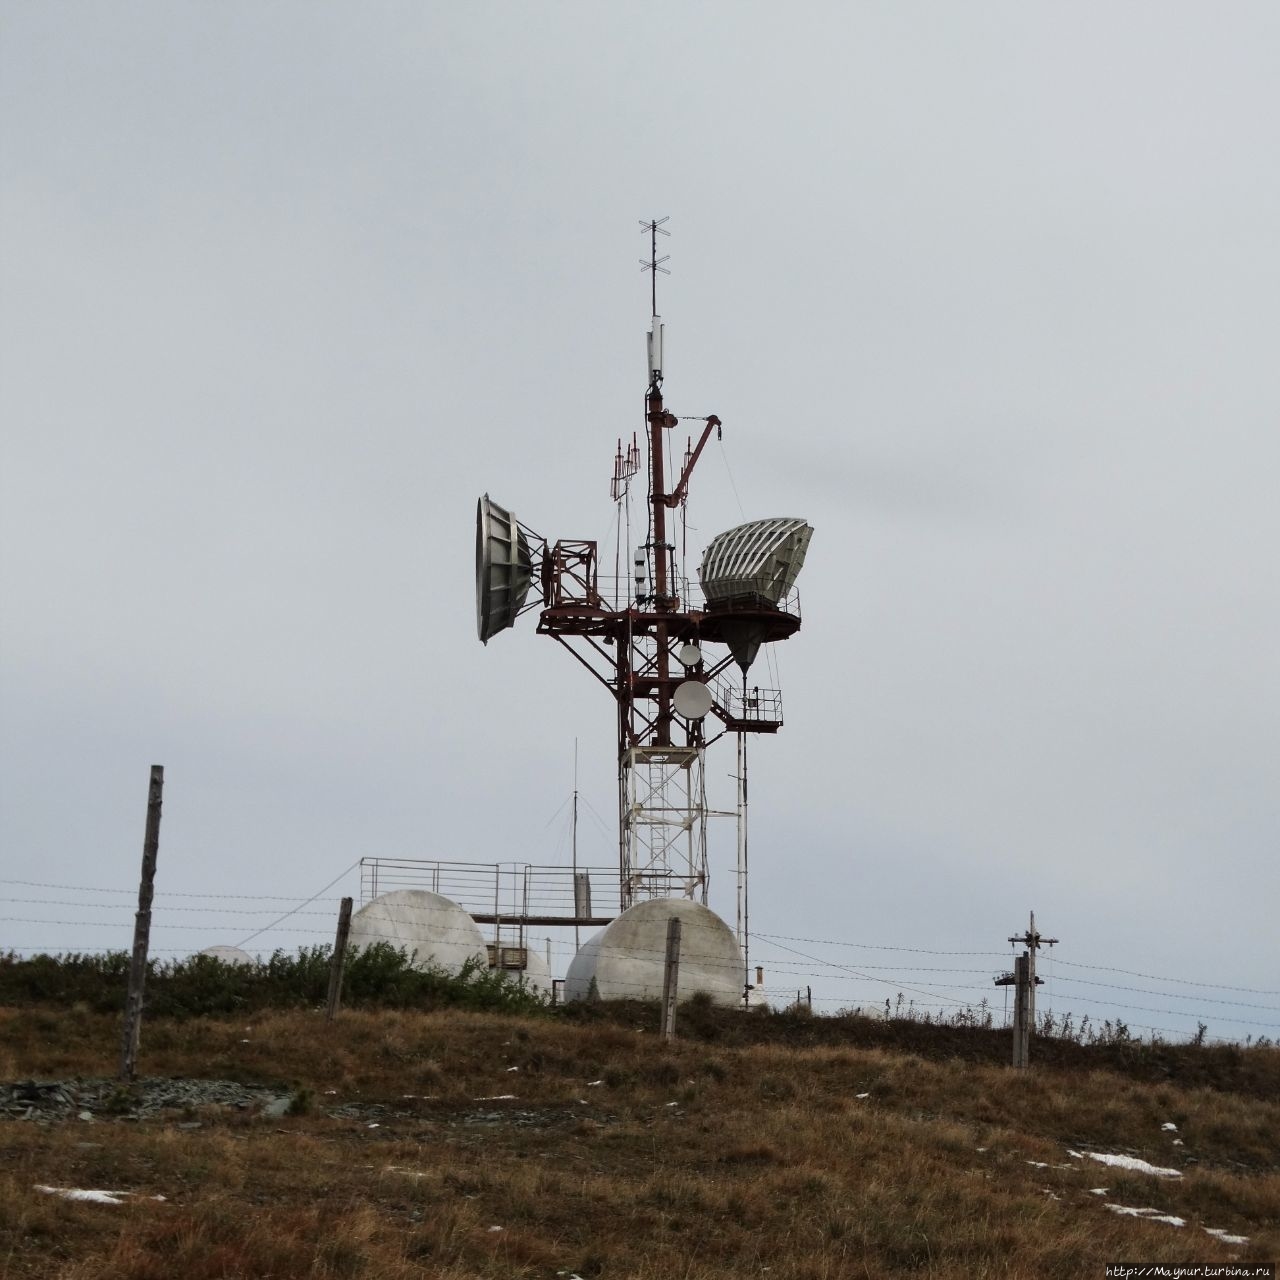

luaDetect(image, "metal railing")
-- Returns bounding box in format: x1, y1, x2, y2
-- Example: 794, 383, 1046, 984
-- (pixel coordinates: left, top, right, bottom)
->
359, 858, 623, 925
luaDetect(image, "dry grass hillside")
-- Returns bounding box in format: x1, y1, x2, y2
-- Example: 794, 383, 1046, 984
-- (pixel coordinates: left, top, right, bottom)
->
2, 1003, 1277, 1278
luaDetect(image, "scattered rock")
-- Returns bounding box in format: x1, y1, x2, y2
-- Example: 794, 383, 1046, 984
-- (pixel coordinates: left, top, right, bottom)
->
2, 1078, 305, 1123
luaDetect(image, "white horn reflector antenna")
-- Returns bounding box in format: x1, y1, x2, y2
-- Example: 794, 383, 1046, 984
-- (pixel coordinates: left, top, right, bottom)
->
476, 494, 534, 644
699, 517, 814, 606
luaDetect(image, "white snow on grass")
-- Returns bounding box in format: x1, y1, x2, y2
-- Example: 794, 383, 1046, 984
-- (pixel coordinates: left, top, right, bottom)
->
854, 1092, 870, 1099
1104, 1203, 1185, 1228
36, 1186, 128, 1205
1067, 1150, 1182, 1178
1089, 1188, 1108, 1196
1160, 1122, 1178, 1132
1203, 1227, 1250, 1246
35, 1186, 165, 1205
472, 1095, 517, 1101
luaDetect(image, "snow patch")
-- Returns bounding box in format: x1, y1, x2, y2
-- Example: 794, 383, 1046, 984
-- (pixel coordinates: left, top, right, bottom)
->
35, 1185, 165, 1206
1104, 1204, 1185, 1228
473, 1095, 517, 1101
1160, 1122, 1178, 1132
1203, 1227, 1249, 1246
1068, 1151, 1181, 1178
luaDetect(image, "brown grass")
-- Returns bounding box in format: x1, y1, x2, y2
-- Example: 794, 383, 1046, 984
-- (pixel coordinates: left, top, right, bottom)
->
1, 1006, 1276, 1278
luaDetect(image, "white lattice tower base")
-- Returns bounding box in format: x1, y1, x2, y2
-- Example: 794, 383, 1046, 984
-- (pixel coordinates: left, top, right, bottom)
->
619, 745, 709, 909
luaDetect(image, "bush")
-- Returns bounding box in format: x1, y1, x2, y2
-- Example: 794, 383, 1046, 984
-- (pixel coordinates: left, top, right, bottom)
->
0, 946, 549, 1019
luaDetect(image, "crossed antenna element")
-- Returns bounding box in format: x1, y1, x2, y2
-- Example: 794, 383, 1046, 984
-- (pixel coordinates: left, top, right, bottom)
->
640, 217, 670, 315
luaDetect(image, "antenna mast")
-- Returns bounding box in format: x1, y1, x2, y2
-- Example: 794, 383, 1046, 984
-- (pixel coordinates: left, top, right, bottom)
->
640, 217, 676, 745
478, 219, 813, 936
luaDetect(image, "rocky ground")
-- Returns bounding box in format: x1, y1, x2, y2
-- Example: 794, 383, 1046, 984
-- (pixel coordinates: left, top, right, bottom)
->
2, 1076, 619, 1133
2, 1076, 293, 1123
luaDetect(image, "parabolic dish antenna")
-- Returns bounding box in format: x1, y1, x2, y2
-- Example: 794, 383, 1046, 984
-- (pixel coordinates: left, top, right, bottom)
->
476, 494, 534, 644
677, 643, 702, 668
673, 679, 713, 720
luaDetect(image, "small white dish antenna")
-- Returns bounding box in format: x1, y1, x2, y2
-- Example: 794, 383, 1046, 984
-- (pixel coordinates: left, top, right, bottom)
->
677, 643, 702, 668
673, 679, 713, 720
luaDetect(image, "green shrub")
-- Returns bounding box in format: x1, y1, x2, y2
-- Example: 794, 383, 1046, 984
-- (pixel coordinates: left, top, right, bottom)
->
0, 945, 549, 1019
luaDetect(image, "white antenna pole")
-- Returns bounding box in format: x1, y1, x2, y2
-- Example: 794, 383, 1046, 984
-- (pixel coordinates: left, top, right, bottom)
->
736, 729, 749, 1007
572, 738, 580, 951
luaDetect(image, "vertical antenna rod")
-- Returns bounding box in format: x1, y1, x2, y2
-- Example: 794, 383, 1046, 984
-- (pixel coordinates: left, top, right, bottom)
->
639, 217, 670, 317
572, 739, 580, 950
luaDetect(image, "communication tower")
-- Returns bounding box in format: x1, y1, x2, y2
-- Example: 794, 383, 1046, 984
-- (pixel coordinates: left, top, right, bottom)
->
476, 220, 813, 997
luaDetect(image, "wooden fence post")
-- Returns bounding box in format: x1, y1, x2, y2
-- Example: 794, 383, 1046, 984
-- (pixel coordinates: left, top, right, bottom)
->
326, 897, 353, 1022
120, 765, 164, 1081
660, 917, 682, 1043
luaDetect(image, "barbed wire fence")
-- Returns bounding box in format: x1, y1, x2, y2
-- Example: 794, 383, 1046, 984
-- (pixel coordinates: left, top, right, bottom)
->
3, 874, 1277, 1047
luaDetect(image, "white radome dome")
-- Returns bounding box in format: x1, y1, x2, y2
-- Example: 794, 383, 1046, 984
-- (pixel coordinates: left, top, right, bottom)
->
565, 899, 742, 1006
348, 890, 488, 976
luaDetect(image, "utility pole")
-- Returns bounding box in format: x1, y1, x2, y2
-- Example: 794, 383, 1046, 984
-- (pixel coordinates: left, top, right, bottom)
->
995, 912, 1059, 1069
120, 765, 164, 1081
1012, 954, 1030, 1068
995, 953, 1031, 1068
1008, 910, 1058, 1026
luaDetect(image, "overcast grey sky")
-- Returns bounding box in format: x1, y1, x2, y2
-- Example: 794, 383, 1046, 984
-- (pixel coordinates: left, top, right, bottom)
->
2, 4, 1276, 1041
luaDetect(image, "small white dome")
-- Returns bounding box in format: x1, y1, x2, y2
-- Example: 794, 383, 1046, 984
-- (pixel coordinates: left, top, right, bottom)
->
197, 946, 253, 966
